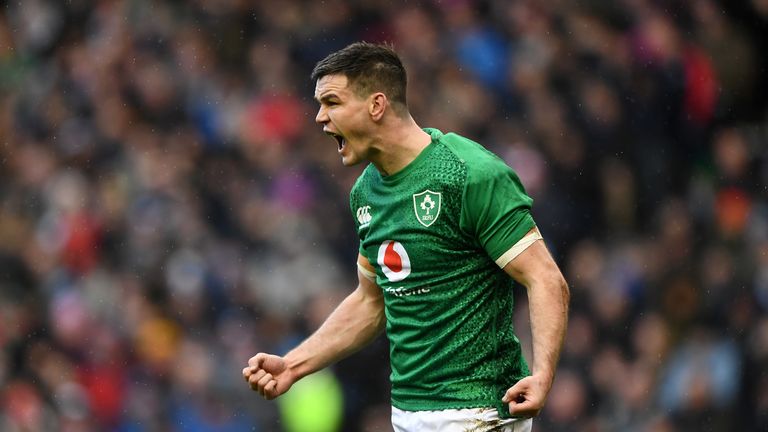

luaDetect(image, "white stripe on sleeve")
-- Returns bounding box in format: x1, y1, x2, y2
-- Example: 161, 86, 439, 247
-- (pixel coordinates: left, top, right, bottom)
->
357, 262, 377, 282
495, 229, 543, 268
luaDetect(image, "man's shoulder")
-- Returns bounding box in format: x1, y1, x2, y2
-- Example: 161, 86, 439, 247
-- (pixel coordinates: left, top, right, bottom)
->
433, 130, 512, 181
350, 164, 377, 196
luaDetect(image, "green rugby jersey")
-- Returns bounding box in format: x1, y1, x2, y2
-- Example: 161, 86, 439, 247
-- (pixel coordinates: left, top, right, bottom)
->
349, 128, 536, 417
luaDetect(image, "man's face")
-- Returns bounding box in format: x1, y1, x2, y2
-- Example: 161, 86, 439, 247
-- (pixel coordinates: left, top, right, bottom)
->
314, 74, 373, 166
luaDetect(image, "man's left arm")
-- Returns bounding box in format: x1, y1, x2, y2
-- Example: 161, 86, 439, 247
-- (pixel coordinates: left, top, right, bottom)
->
501, 227, 570, 417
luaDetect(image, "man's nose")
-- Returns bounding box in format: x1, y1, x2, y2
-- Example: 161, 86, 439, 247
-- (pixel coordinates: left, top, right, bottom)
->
315, 106, 328, 124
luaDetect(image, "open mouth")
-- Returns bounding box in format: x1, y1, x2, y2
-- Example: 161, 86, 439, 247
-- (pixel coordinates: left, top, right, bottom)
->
326, 132, 346, 150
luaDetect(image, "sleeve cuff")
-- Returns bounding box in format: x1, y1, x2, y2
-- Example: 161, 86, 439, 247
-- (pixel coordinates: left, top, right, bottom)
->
357, 262, 377, 282
494, 229, 543, 268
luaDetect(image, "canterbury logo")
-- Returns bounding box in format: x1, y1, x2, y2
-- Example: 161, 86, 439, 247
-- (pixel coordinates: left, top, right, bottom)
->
356, 206, 372, 227
377, 240, 411, 282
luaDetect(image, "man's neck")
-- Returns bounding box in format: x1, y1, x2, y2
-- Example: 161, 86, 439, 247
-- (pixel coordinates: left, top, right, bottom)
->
370, 117, 432, 176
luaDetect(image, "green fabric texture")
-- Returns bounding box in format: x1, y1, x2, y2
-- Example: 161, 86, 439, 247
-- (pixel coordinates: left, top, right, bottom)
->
349, 128, 535, 417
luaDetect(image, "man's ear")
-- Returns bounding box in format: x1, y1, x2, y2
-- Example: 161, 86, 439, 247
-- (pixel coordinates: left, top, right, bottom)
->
369, 93, 387, 121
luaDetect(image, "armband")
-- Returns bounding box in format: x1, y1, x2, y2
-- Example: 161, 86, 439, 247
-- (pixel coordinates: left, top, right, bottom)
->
495, 229, 543, 268
357, 262, 377, 282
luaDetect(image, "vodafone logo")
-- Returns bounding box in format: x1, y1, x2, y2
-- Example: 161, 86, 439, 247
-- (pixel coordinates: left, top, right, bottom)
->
377, 240, 411, 282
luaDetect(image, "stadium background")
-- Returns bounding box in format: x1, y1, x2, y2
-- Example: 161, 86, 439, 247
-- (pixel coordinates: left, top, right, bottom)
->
1, 0, 767, 431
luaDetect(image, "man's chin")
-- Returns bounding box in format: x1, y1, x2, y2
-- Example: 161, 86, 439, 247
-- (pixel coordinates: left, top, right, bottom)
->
340, 154, 362, 166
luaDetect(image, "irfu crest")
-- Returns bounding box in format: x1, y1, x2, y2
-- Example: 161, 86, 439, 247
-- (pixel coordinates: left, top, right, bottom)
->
413, 190, 442, 227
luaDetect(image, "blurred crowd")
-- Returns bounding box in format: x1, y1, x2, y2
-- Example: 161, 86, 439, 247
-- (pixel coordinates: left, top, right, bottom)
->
1, 0, 767, 431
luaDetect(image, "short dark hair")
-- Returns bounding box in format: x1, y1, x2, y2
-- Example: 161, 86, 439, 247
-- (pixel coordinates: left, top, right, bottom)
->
311, 42, 408, 109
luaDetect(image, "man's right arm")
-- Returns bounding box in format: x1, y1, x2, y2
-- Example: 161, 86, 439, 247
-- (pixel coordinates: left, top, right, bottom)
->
243, 254, 385, 399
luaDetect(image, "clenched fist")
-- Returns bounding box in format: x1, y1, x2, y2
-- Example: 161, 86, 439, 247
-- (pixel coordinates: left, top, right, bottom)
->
242, 353, 295, 400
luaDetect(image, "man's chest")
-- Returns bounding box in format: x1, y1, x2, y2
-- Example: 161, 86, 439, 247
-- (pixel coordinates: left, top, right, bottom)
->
354, 183, 474, 288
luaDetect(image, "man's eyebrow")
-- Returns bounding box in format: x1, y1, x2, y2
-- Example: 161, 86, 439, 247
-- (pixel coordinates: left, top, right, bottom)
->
315, 93, 340, 103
